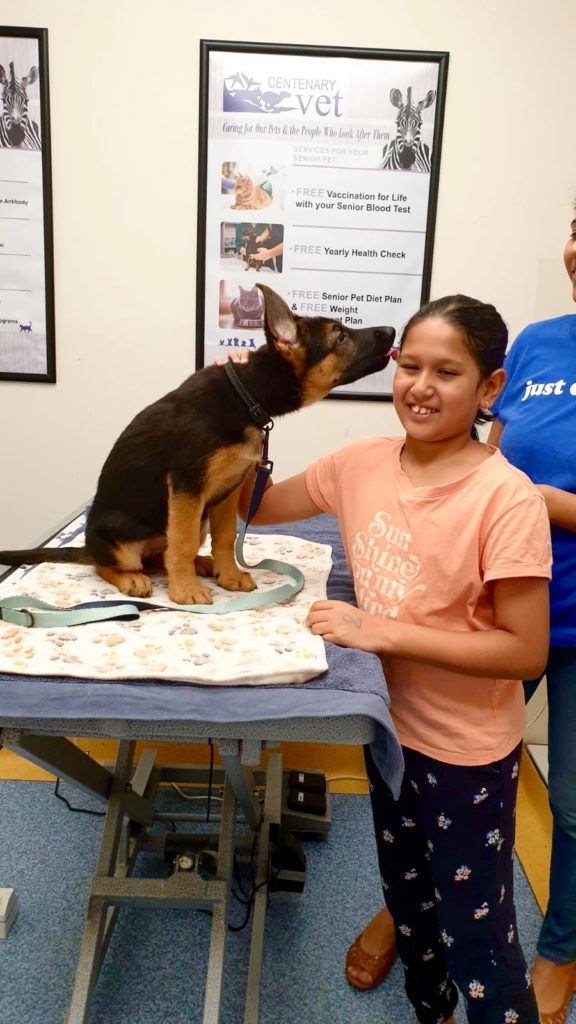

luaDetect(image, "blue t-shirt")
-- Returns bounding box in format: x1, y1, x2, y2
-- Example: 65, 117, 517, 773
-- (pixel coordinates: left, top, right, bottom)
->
492, 315, 576, 645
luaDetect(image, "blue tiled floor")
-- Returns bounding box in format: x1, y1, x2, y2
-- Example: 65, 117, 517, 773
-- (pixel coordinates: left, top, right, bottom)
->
0, 781, 570, 1024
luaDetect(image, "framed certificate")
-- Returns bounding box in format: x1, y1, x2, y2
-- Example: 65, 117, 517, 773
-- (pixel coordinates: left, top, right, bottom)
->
0, 26, 55, 383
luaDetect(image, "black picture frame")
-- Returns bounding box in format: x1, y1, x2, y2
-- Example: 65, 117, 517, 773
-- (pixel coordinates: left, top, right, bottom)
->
0, 25, 55, 383
197, 39, 448, 400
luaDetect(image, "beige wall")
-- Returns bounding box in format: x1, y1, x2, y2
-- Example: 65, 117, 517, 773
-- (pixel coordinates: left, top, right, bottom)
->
0, 0, 575, 546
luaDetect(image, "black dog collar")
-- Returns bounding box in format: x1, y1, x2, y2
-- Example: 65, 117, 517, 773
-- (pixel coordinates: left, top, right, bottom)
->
223, 361, 274, 524
224, 360, 272, 430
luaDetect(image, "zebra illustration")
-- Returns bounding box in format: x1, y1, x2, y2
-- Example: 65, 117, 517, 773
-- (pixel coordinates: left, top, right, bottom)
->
0, 62, 41, 150
380, 87, 436, 172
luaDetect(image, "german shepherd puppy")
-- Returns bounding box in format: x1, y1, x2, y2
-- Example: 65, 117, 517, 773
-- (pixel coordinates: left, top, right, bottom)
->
0, 286, 395, 605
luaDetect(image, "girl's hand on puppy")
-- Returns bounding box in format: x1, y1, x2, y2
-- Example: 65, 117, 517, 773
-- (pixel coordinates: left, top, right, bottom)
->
305, 600, 384, 653
214, 351, 251, 367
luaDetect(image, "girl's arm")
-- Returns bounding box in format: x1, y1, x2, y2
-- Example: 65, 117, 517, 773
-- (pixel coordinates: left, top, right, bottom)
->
306, 575, 549, 680
239, 470, 323, 524
488, 418, 576, 531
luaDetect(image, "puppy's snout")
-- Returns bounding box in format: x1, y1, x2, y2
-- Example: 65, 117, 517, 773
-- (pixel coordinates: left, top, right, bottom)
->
376, 326, 395, 343
376, 326, 396, 352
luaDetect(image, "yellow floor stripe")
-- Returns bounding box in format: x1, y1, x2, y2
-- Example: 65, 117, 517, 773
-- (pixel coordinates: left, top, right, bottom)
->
516, 749, 551, 913
0, 742, 548, 909
0, 740, 370, 790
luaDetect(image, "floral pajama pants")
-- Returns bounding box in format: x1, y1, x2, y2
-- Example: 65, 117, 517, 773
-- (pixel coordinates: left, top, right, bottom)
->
365, 742, 539, 1024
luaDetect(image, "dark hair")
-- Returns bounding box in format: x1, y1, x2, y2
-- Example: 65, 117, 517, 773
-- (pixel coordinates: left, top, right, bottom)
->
400, 294, 508, 438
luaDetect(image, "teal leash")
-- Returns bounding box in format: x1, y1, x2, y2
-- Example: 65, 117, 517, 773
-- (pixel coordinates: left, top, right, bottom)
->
0, 594, 143, 629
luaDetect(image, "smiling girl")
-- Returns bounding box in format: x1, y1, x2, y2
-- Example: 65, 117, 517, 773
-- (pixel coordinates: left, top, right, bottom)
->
241, 294, 552, 1024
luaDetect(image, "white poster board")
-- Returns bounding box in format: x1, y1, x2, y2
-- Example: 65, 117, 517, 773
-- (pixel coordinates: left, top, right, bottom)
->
197, 41, 448, 400
0, 26, 54, 383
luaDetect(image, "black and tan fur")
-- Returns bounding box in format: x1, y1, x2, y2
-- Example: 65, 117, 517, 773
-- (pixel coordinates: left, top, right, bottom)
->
0, 286, 395, 605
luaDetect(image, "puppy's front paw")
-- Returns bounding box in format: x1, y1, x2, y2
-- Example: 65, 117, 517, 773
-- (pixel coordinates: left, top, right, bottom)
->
217, 569, 257, 593
168, 578, 213, 606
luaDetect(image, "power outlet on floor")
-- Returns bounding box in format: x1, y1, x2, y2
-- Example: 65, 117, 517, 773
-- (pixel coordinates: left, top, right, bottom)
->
0, 888, 18, 939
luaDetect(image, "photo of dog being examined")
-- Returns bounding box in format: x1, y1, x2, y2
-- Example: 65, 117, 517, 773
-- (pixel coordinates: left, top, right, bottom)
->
0, 286, 395, 606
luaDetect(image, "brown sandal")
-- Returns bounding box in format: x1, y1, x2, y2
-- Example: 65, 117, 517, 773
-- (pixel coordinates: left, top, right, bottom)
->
345, 933, 397, 991
536, 963, 576, 1024
538, 994, 575, 1024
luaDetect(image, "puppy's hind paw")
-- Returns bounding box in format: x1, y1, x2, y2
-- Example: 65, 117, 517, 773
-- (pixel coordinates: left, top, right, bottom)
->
194, 555, 215, 578
120, 573, 153, 598
96, 567, 153, 598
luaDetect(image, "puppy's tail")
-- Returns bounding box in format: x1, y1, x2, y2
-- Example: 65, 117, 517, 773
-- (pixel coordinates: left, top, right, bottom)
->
0, 546, 92, 567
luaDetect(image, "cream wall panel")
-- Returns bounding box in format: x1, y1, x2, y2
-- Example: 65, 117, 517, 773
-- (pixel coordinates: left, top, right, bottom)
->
0, 0, 575, 546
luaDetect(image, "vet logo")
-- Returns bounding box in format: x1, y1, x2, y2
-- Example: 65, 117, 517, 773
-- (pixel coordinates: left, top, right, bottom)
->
223, 71, 343, 117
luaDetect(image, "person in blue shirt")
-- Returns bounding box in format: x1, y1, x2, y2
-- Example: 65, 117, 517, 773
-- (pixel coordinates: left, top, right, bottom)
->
488, 200, 576, 1024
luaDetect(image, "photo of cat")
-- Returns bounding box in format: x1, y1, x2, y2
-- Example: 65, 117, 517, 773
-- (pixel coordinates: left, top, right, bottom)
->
221, 161, 285, 213
218, 281, 266, 329
231, 174, 272, 210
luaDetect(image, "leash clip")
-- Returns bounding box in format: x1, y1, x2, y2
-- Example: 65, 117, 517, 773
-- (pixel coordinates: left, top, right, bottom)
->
246, 456, 273, 527
260, 421, 274, 466
255, 457, 273, 480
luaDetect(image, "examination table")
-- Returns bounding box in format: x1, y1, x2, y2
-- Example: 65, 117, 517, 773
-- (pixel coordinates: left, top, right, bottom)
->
0, 512, 403, 1024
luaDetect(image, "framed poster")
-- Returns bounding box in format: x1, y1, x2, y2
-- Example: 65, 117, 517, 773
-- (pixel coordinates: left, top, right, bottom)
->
197, 40, 448, 400
0, 26, 55, 383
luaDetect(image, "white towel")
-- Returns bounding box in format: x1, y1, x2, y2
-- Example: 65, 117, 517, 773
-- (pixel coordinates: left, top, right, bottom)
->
0, 517, 331, 686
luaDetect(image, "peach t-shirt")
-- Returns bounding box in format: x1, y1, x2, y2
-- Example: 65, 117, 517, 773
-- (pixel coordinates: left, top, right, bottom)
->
305, 437, 552, 765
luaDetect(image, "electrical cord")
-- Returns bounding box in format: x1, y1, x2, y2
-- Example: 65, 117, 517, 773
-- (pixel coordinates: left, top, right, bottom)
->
170, 783, 224, 804
53, 777, 105, 817
325, 773, 368, 784
190, 862, 282, 931
207, 739, 214, 822
181, 824, 270, 930
228, 865, 283, 932
231, 825, 260, 905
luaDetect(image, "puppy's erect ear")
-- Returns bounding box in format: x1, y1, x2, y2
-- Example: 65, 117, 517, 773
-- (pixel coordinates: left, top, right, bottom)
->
257, 284, 301, 352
